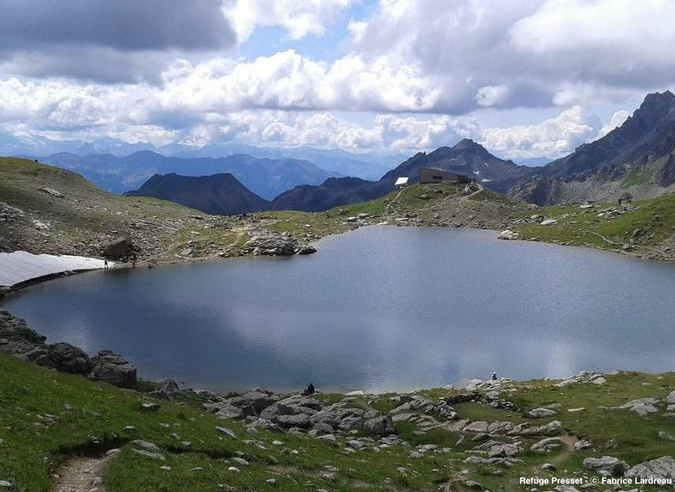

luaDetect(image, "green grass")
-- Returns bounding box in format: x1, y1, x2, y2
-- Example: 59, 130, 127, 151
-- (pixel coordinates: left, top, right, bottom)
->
2, 353, 675, 491
516, 193, 675, 253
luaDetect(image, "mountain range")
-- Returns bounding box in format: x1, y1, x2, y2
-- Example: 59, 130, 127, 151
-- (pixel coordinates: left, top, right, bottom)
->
23, 90, 675, 214
39, 151, 339, 200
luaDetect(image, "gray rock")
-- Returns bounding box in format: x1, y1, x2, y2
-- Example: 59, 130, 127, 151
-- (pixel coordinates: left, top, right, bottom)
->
276, 413, 311, 429
316, 434, 337, 444
0, 481, 12, 488
215, 426, 237, 439
528, 407, 557, 418
665, 391, 675, 405
617, 398, 659, 415
296, 245, 317, 255
39, 187, 64, 198
214, 404, 245, 420
363, 416, 395, 436
150, 380, 181, 400
541, 420, 564, 436
463, 421, 489, 433
574, 439, 592, 451
659, 431, 675, 441
89, 351, 136, 388
531, 437, 563, 453
487, 443, 521, 458
259, 404, 296, 421
46, 343, 92, 374
310, 422, 335, 436
626, 456, 675, 481
141, 403, 160, 412
133, 440, 161, 452
583, 456, 628, 476
102, 237, 134, 260
229, 391, 274, 416
132, 449, 165, 461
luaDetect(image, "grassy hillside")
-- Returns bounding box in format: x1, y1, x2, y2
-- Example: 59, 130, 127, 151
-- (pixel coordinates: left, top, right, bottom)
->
513, 194, 675, 261
1, 353, 674, 491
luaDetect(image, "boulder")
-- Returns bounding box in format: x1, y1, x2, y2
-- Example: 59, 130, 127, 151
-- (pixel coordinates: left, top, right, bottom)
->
214, 405, 245, 420
617, 398, 659, 415
296, 245, 317, 255
665, 391, 675, 405
150, 380, 181, 400
45, 343, 92, 374
531, 437, 563, 453
229, 391, 274, 416
102, 237, 134, 260
541, 420, 563, 436
259, 404, 296, 421
626, 456, 675, 481
487, 443, 521, 458
363, 416, 395, 436
276, 413, 312, 429
89, 351, 136, 388
528, 407, 557, 418
39, 187, 64, 198
497, 230, 520, 240
583, 456, 628, 476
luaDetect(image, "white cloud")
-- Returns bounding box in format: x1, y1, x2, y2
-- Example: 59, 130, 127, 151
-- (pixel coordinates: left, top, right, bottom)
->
480, 106, 602, 160
227, 0, 355, 42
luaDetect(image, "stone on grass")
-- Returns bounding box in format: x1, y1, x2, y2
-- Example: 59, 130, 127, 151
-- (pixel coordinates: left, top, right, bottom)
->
363, 416, 395, 436
216, 426, 237, 439
626, 456, 675, 481
583, 456, 628, 476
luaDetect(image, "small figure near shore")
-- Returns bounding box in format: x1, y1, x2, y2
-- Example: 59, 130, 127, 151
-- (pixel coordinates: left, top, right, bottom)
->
302, 383, 315, 395
104, 260, 109, 269
491, 372, 498, 381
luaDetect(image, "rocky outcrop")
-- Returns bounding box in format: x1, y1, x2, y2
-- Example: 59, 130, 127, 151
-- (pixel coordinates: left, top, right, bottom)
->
583, 456, 629, 476
243, 231, 317, 256
363, 416, 395, 436
0, 310, 136, 387
102, 237, 134, 260
90, 350, 137, 388
626, 456, 675, 481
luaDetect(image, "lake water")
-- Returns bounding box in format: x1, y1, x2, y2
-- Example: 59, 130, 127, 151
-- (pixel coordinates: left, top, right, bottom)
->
3, 226, 675, 393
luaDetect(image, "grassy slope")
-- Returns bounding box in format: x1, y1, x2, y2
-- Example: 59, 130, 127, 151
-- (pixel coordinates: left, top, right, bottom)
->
1, 353, 674, 491
514, 194, 675, 258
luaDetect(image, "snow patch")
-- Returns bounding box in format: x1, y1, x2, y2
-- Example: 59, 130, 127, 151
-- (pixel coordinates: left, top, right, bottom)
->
0, 251, 111, 287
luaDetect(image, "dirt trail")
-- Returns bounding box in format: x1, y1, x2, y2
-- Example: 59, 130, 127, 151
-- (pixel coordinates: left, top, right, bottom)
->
459, 182, 484, 203
51, 453, 116, 492
546, 434, 577, 470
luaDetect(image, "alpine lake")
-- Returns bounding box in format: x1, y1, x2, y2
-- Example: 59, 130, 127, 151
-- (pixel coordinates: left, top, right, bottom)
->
4, 226, 675, 393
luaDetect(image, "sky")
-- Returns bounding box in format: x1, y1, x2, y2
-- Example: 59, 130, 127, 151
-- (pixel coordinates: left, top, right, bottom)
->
1, 0, 674, 161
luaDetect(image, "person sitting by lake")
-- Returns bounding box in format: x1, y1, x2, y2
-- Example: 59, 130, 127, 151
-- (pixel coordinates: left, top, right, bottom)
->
302, 383, 315, 395
491, 372, 498, 381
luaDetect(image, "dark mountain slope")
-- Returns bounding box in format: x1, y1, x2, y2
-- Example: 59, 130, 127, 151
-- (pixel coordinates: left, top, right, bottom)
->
511, 91, 675, 205
127, 173, 270, 215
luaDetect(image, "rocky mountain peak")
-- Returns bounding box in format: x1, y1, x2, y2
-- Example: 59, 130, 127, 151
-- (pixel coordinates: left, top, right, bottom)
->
632, 90, 675, 126
452, 138, 486, 152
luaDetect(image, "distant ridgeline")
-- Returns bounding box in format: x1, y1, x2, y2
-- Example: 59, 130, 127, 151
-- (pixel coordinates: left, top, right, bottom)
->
52, 91, 675, 215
